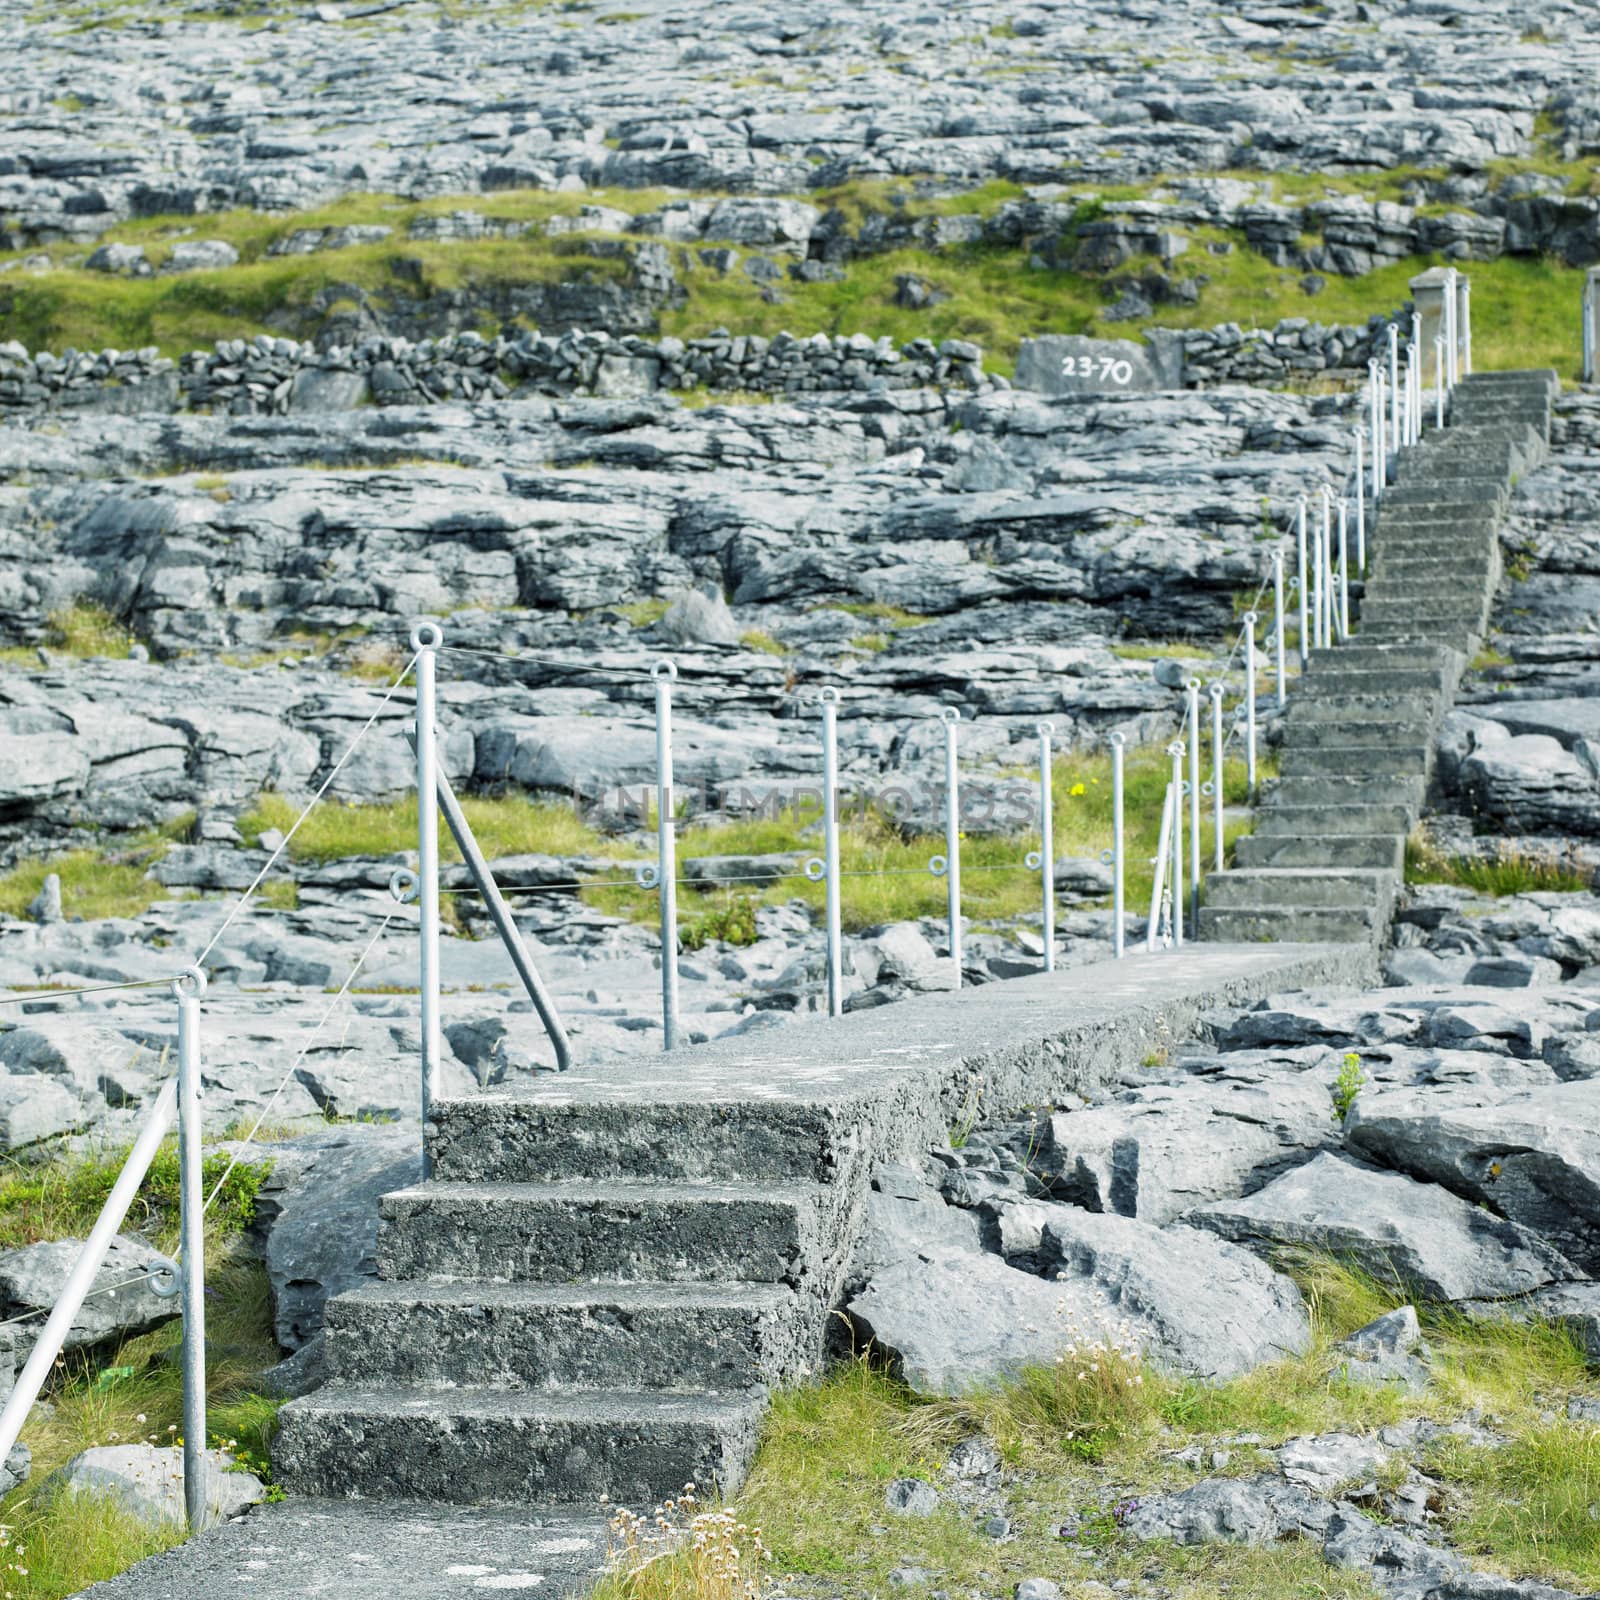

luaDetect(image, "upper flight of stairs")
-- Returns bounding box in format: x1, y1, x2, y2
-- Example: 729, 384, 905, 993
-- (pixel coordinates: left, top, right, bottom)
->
1199, 368, 1557, 945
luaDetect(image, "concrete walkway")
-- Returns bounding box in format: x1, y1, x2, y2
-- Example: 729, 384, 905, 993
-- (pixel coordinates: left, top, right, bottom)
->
269, 941, 1370, 1513
88, 941, 1372, 1598
81, 1499, 609, 1598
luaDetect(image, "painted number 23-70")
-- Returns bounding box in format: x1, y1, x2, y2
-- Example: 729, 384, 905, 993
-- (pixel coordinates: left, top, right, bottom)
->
1061, 355, 1135, 385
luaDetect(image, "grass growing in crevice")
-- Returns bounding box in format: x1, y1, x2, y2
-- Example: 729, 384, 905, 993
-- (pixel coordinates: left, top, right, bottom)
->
0, 1137, 271, 1252
658, 1257, 1595, 1600
0, 814, 197, 923
0, 603, 144, 670
237, 789, 640, 867
1405, 834, 1591, 895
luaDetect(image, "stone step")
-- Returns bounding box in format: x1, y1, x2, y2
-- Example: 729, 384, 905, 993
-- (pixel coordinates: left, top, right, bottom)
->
324, 1279, 806, 1392
1204, 867, 1394, 911
1369, 556, 1496, 578
1255, 801, 1416, 836
1280, 720, 1433, 751
1360, 623, 1482, 647
1279, 744, 1429, 778
1196, 904, 1380, 943
1233, 831, 1405, 871
377, 1180, 826, 1284
1378, 495, 1507, 518
1299, 675, 1440, 700
1283, 690, 1436, 722
1371, 532, 1498, 555
274, 1383, 766, 1507
1272, 773, 1425, 807
428, 1095, 846, 1186
1360, 596, 1488, 624
1306, 643, 1453, 672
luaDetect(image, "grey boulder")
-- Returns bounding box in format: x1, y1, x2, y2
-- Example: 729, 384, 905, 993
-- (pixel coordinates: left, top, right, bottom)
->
1043, 1069, 1331, 1224
252, 1126, 420, 1350
1345, 1081, 1600, 1273
1038, 1209, 1310, 1380
46, 1444, 263, 1530
1189, 1152, 1575, 1302
0, 1234, 178, 1350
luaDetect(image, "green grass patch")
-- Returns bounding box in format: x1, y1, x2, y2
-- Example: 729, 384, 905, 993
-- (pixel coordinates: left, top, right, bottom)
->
0, 1141, 271, 1252
1405, 835, 1590, 895
0, 815, 195, 922
6, 172, 1599, 377
652, 1256, 1591, 1600
0, 603, 143, 670
1431, 1418, 1600, 1588
237, 790, 637, 867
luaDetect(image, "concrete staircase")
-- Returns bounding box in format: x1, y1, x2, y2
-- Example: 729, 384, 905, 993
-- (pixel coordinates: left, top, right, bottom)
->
270, 943, 1371, 1512
1199, 368, 1557, 945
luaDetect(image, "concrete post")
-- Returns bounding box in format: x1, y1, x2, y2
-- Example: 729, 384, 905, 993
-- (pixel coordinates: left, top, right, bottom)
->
1409, 266, 1454, 392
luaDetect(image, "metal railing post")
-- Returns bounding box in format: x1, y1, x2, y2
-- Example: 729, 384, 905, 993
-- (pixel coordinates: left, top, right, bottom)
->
1369, 359, 1384, 497
1337, 498, 1351, 639
1146, 782, 1174, 954
411, 621, 443, 1139
820, 688, 843, 1016
1460, 277, 1472, 378
1209, 684, 1224, 870
175, 968, 207, 1534
1185, 683, 1201, 917
1036, 720, 1054, 973
1296, 496, 1310, 671
1168, 741, 1184, 948
1387, 323, 1400, 453
1445, 267, 1459, 390
1353, 428, 1366, 573
1243, 613, 1259, 797
1435, 335, 1446, 429
1312, 495, 1326, 651
652, 659, 680, 1050
1271, 553, 1287, 708
1110, 730, 1125, 959
414, 747, 573, 1070
941, 707, 962, 986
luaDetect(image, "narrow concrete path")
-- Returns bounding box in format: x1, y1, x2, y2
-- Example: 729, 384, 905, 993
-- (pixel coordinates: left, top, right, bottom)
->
1200, 368, 1557, 943
81, 1499, 609, 1598
268, 940, 1372, 1520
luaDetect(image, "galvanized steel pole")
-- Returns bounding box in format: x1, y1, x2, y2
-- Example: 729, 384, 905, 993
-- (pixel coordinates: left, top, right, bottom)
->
1295, 496, 1310, 672
1312, 495, 1326, 651
411, 621, 443, 1138
1435, 336, 1446, 429
1369, 360, 1384, 499
1110, 730, 1126, 959
1460, 277, 1472, 378
1185, 682, 1201, 914
1209, 684, 1224, 870
820, 688, 843, 1016
1168, 740, 1184, 948
1271, 553, 1286, 709
1353, 428, 1366, 573
1147, 782, 1174, 954
0, 1080, 178, 1474
1036, 720, 1054, 973
176, 967, 207, 1534
653, 658, 680, 1050
1337, 498, 1350, 640
1387, 323, 1400, 453
1243, 613, 1259, 797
